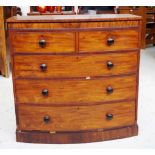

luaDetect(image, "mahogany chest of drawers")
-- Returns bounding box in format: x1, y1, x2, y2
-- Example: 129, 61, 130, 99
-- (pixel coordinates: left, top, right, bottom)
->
7, 14, 141, 144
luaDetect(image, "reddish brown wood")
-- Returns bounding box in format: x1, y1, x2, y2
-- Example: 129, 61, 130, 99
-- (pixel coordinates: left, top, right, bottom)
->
15, 75, 137, 105
7, 14, 141, 143
18, 101, 136, 131
0, 7, 9, 77
135, 20, 142, 121
79, 29, 139, 52
10, 31, 75, 53
118, 6, 146, 49
7, 14, 141, 23
14, 51, 138, 78
8, 21, 139, 29
16, 124, 138, 144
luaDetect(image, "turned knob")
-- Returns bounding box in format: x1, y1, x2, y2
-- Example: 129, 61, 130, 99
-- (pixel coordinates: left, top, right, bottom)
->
43, 115, 50, 123
42, 89, 48, 96
107, 61, 114, 69
107, 38, 114, 46
40, 64, 47, 71
106, 86, 113, 94
106, 113, 113, 120
39, 39, 46, 48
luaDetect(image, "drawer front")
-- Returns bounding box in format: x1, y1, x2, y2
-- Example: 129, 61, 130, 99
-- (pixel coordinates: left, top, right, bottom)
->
14, 52, 138, 78
11, 31, 75, 53
15, 75, 137, 105
119, 9, 141, 15
79, 29, 139, 52
18, 101, 136, 131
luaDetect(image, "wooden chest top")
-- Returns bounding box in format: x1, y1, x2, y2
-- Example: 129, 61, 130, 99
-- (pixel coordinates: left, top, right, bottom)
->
7, 14, 141, 23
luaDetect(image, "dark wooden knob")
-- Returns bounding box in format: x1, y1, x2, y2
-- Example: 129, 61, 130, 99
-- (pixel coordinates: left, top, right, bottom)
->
42, 89, 48, 96
107, 61, 114, 69
107, 38, 114, 46
117, 9, 120, 14
106, 113, 113, 120
40, 64, 47, 71
39, 39, 46, 48
106, 86, 113, 94
43, 115, 50, 123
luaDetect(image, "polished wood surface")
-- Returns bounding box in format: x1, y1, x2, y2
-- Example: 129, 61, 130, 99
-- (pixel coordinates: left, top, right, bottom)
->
11, 32, 75, 53
118, 6, 146, 49
16, 125, 138, 144
8, 14, 141, 143
0, 7, 8, 77
7, 14, 141, 23
0, 6, 19, 77
79, 29, 139, 52
10, 29, 139, 53
14, 51, 138, 78
8, 21, 139, 29
18, 101, 135, 131
15, 75, 136, 105
119, 7, 155, 48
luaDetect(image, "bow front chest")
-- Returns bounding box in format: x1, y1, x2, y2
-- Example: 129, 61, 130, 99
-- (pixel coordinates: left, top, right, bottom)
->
7, 14, 141, 143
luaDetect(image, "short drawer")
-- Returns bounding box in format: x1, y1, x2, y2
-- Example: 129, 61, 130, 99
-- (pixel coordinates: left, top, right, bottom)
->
79, 29, 139, 52
18, 101, 136, 131
10, 31, 75, 53
14, 51, 138, 78
15, 75, 137, 105
119, 9, 141, 15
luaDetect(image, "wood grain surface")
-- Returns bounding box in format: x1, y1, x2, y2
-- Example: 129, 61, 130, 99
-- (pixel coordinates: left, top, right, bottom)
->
14, 51, 138, 78
7, 14, 141, 23
8, 21, 139, 29
18, 101, 136, 131
15, 75, 137, 105
79, 29, 139, 52
0, 6, 9, 77
11, 31, 75, 53
16, 124, 138, 143
7, 14, 141, 143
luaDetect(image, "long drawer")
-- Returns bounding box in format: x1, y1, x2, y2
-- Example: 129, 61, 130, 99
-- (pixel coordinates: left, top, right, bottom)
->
15, 75, 137, 105
10, 31, 75, 53
14, 51, 138, 78
79, 29, 139, 52
18, 101, 136, 131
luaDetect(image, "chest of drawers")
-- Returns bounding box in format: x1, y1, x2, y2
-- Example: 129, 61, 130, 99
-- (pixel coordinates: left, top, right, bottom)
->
7, 14, 141, 144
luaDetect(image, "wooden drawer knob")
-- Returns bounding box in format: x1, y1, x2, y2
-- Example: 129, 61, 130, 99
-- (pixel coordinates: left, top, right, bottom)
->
40, 64, 47, 71
106, 113, 113, 120
39, 39, 46, 48
106, 86, 113, 94
43, 115, 50, 123
42, 89, 48, 96
107, 38, 114, 46
107, 61, 114, 69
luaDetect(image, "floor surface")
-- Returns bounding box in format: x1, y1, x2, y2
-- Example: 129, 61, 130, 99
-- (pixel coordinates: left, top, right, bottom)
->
0, 47, 155, 148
